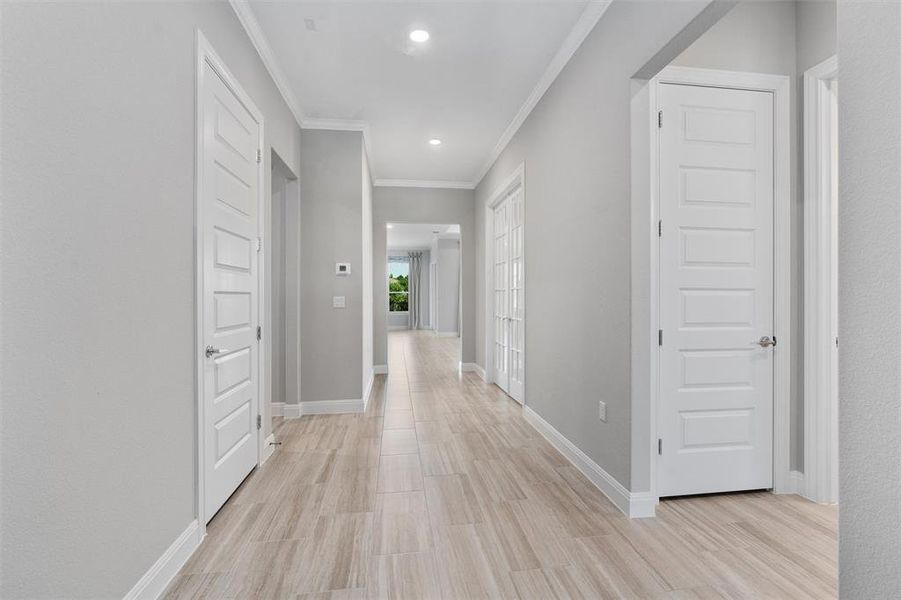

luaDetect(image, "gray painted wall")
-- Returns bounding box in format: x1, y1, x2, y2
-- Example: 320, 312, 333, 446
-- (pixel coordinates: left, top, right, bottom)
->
300, 130, 365, 402
797, 0, 837, 73
474, 0, 714, 489
837, 1, 901, 595
373, 187, 475, 367
670, 0, 806, 471
0, 2, 301, 597
436, 239, 461, 334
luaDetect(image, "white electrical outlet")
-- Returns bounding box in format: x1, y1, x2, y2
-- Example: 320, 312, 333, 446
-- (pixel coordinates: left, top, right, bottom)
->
598, 400, 607, 422
333, 296, 346, 308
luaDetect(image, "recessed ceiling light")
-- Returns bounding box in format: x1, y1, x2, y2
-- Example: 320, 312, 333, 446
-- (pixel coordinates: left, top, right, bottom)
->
428, 138, 442, 146
409, 29, 430, 43
386, 224, 394, 229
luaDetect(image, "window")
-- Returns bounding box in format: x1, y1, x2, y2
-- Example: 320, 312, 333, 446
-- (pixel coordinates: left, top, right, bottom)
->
388, 258, 409, 312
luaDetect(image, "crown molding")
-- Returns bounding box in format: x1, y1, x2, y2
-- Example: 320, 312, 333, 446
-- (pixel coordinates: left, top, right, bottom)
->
374, 179, 475, 190
472, 1, 612, 187
228, 0, 305, 127
229, 2, 378, 173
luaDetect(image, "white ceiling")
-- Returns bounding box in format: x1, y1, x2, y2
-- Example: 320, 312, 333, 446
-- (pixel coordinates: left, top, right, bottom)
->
387, 223, 459, 249
241, 1, 607, 186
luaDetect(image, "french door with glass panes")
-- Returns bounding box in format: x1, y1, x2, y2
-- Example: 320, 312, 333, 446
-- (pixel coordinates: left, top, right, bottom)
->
493, 186, 524, 403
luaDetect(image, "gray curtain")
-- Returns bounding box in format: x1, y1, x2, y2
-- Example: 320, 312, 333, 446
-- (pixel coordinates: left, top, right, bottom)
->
408, 251, 423, 329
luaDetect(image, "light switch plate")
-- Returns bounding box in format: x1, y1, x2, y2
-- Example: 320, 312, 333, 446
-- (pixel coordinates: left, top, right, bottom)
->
333, 296, 346, 308
598, 400, 607, 422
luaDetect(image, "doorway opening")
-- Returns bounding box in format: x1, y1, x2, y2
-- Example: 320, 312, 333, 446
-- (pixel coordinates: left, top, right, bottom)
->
385, 222, 463, 370
386, 223, 461, 332
265, 151, 300, 456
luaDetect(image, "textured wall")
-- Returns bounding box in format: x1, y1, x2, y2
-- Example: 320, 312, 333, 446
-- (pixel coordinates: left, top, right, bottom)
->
0, 2, 301, 597
837, 1, 901, 595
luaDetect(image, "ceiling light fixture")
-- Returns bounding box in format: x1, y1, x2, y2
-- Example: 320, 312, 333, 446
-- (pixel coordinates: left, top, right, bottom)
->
409, 29, 430, 43
428, 138, 442, 146
386, 224, 394, 229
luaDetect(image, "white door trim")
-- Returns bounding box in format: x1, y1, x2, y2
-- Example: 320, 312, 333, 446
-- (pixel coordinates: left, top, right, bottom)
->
803, 55, 839, 504
483, 163, 525, 396
644, 66, 792, 500
195, 30, 266, 530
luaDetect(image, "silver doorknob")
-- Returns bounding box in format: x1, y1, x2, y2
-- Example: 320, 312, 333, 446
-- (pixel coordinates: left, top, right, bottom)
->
756, 336, 776, 348
205, 345, 227, 358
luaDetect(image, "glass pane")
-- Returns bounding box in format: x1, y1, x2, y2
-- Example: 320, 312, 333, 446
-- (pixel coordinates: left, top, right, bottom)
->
389, 292, 408, 312
388, 261, 409, 295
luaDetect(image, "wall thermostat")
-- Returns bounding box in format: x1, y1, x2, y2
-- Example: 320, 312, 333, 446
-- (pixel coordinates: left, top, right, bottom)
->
336, 262, 351, 276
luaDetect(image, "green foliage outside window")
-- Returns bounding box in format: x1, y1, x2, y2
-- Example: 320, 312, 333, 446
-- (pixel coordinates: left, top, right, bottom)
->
389, 274, 409, 312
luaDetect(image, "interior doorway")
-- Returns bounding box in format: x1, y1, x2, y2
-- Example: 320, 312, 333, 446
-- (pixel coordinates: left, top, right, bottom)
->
803, 55, 839, 505
266, 152, 300, 455
384, 222, 463, 370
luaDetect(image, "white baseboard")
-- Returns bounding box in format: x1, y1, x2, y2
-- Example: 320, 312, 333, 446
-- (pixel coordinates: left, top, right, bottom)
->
459, 362, 486, 381
284, 403, 303, 419
260, 432, 276, 465
388, 325, 409, 331
291, 398, 365, 416
373, 364, 389, 375
123, 520, 203, 600
271, 402, 285, 417
523, 406, 656, 518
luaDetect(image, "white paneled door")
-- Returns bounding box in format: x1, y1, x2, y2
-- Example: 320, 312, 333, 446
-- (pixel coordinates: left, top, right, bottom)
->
492, 187, 524, 403
658, 83, 774, 497
200, 56, 262, 521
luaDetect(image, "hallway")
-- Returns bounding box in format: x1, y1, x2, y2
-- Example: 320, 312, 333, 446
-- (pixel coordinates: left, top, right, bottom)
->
164, 331, 836, 599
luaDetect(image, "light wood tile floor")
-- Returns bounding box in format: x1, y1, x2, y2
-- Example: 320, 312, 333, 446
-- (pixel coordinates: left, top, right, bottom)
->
166, 330, 837, 599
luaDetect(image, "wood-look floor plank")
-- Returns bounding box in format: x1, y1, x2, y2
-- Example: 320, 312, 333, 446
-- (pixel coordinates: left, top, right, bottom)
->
165, 330, 837, 600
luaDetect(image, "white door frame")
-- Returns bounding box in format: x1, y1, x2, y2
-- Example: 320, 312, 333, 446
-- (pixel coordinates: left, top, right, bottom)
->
803, 55, 839, 504
195, 30, 266, 530
483, 162, 525, 397
644, 66, 792, 500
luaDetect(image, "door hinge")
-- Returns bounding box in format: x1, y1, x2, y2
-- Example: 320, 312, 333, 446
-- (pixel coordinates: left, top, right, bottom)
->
256, 148, 262, 164
256, 237, 262, 252
257, 414, 262, 430
658, 219, 662, 238
658, 110, 663, 129
658, 438, 663, 455
257, 326, 262, 341
658, 329, 663, 346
